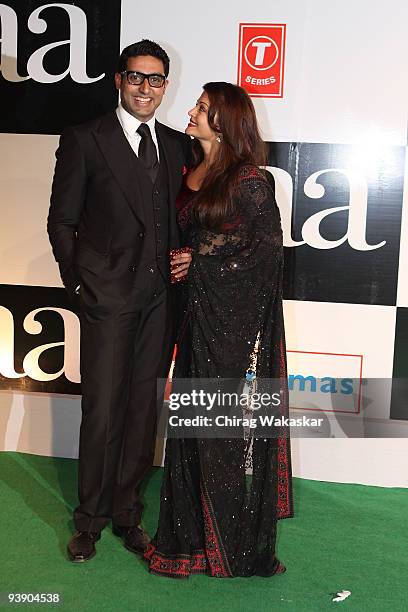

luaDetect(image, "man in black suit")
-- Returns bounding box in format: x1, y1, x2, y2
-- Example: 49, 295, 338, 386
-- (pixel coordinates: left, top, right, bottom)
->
48, 40, 191, 562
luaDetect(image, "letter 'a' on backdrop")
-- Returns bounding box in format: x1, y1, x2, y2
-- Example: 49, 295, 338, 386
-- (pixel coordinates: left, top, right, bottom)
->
0, 1, 121, 134
267, 143, 404, 306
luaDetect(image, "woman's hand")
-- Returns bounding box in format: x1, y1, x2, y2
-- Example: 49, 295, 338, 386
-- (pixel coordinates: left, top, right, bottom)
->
170, 250, 193, 280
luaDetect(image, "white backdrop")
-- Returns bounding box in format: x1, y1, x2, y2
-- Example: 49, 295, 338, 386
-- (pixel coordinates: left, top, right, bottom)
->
1, 0, 408, 487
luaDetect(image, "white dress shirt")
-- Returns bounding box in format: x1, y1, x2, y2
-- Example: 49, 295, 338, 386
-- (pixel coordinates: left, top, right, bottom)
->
116, 102, 159, 161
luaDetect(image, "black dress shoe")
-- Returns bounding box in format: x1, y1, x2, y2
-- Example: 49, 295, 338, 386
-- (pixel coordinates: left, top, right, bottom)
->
67, 531, 101, 563
112, 524, 150, 555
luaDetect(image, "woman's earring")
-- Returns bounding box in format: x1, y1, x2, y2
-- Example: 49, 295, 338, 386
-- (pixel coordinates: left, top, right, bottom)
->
216, 135, 222, 143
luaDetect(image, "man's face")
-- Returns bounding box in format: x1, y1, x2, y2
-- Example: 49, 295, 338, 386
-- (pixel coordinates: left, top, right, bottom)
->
115, 55, 168, 121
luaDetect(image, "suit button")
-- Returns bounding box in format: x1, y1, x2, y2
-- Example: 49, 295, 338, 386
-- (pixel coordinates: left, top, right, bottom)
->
138, 232, 145, 239
129, 265, 136, 272
154, 189, 159, 195
156, 223, 161, 228
149, 267, 155, 274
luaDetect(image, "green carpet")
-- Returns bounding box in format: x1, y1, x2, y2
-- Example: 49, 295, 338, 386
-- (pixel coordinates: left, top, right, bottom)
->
0, 452, 406, 612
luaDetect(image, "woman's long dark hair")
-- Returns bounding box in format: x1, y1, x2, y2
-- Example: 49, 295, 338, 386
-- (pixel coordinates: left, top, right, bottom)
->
192, 82, 267, 229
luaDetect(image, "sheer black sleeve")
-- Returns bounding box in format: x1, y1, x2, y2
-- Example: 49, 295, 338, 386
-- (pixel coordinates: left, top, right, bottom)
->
192, 165, 283, 280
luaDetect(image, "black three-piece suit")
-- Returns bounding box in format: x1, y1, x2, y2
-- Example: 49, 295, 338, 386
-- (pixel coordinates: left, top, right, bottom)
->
48, 111, 191, 532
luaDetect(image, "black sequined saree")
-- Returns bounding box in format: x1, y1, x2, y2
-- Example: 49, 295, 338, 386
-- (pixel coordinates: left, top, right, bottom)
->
145, 166, 293, 578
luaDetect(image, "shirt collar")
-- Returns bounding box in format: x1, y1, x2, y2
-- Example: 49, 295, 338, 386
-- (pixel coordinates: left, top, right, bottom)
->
116, 102, 156, 137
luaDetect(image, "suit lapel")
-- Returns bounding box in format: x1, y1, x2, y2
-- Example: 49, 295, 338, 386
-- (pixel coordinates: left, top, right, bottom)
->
92, 112, 146, 226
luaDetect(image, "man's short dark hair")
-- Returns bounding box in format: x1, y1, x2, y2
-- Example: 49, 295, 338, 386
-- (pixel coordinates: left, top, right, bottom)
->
117, 40, 170, 77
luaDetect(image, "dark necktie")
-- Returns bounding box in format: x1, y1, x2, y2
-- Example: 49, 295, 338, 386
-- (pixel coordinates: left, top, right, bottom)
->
137, 123, 159, 183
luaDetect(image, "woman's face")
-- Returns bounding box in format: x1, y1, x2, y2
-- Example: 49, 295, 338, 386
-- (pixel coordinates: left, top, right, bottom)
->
186, 91, 218, 143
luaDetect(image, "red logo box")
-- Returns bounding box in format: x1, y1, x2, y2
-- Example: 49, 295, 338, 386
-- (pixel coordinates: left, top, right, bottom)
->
237, 23, 286, 98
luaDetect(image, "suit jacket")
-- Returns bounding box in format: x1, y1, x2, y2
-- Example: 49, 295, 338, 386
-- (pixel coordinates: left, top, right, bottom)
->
48, 111, 191, 319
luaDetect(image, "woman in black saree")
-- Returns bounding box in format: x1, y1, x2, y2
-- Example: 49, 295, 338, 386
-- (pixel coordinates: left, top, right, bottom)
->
145, 82, 293, 578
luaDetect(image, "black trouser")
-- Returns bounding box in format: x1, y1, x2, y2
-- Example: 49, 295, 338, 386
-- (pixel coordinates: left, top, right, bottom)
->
74, 274, 173, 533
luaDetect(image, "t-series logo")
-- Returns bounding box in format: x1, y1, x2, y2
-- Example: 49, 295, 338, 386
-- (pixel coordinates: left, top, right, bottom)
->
238, 23, 286, 98
0, 1, 121, 133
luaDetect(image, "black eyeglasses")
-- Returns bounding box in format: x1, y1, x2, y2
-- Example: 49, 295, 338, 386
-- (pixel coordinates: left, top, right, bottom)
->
121, 71, 166, 88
